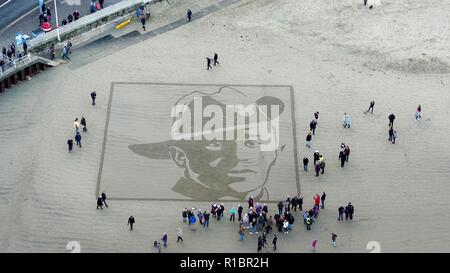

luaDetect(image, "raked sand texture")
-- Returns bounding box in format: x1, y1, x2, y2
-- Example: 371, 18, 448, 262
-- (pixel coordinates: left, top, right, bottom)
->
1, 0, 450, 252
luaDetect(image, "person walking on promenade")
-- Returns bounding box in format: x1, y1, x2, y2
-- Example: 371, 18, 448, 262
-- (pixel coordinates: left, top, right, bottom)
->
313, 150, 320, 165
96, 196, 103, 210
67, 138, 73, 153
75, 132, 82, 148
128, 216, 135, 230
388, 113, 396, 128
91, 91, 97, 105
321, 192, 326, 209
177, 227, 183, 243
101, 192, 108, 207
298, 194, 303, 211
306, 132, 312, 148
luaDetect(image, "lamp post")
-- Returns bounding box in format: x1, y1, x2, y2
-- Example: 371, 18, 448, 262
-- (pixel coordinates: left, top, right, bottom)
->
53, 0, 61, 41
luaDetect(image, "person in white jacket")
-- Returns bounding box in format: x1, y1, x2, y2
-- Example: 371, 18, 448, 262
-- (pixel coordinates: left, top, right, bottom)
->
343, 113, 351, 128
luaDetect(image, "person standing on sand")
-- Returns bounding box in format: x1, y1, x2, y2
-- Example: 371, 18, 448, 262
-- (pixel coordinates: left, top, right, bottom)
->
75, 132, 82, 148
67, 138, 73, 153
239, 225, 245, 241
214, 53, 219, 66
303, 157, 309, 172
367, 100, 375, 113
315, 161, 321, 177
415, 105, 422, 121
272, 235, 277, 251
128, 216, 135, 230
338, 205, 344, 221
101, 192, 108, 207
321, 192, 326, 209
141, 17, 146, 31
331, 233, 338, 247
206, 57, 212, 70
319, 155, 326, 174
388, 113, 396, 128
187, 9, 192, 22
91, 91, 97, 105
96, 196, 103, 210
177, 227, 183, 243
344, 145, 350, 162
313, 150, 320, 165
339, 150, 346, 168
81, 117, 87, 133
311, 239, 318, 253
74, 118, 80, 133
306, 132, 312, 148
388, 127, 394, 142
310, 120, 317, 135
161, 232, 168, 247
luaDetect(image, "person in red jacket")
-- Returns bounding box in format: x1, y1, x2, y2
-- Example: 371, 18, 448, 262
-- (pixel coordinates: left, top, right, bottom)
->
314, 194, 320, 207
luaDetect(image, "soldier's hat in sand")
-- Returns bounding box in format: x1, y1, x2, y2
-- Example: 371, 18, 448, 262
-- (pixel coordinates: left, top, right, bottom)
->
128, 87, 286, 159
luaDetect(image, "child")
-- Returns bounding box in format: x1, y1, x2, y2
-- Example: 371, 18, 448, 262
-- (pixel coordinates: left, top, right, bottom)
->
331, 233, 338, 247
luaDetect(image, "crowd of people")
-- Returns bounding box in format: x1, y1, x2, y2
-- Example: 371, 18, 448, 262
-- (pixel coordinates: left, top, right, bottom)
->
140, 192, 353, 253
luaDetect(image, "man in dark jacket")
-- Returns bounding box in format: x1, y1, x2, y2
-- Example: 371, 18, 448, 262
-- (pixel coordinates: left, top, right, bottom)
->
306, 133, 312, 148
81, 117, 87, 132
310, 120, 317, 135
101, 192, 108, 207
303, 157, 309, 172
338, 205, 344, 221
321, 192, 326, 209
187, 9, 192, 22
97, 196, 103, 209
91, 91, 97, 105
75, 132, 82, 148
214, 53, 219, 66
272, 235, 277, 251
339, 151, 346, 168
67, 138, 73, 153
298, 195, 303, 211
291, 196, 298, 211
277, 201, 283, 215
128, 216, 135, 230
206, 57, 212, 70
388, 113, 396, 128
347, 202, 354, 220
238, 205, 243, 221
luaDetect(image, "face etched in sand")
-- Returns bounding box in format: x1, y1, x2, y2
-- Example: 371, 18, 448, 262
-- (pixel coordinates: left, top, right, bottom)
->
128, 89, 285, 201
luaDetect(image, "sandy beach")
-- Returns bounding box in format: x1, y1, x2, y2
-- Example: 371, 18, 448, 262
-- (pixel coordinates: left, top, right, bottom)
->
1, 0, 449, 252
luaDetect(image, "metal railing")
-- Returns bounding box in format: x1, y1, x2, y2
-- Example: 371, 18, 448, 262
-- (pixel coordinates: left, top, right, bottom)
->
0, 53, 32, 78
